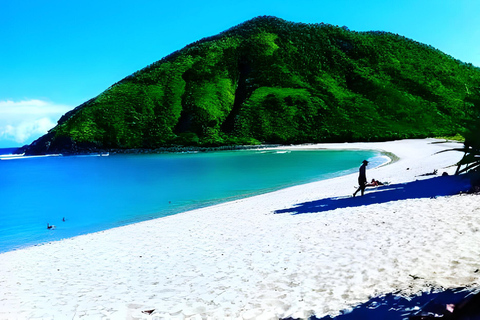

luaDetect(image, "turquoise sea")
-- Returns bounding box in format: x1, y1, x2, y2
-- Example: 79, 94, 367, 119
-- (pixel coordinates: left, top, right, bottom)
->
0, 147, 386, 253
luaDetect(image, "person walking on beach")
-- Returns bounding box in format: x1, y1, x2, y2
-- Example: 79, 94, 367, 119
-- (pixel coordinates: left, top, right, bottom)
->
353, 160, 368, 197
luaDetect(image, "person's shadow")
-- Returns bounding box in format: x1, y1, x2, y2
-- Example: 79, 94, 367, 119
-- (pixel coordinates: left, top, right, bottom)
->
274, 175, 472, 215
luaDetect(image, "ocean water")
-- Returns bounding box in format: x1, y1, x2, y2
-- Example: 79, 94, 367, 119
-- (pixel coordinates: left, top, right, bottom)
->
0, 148, 385, 253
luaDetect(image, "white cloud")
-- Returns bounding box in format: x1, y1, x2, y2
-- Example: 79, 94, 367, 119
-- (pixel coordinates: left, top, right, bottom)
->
0, 99, 72, 115
0, 99, 73, 146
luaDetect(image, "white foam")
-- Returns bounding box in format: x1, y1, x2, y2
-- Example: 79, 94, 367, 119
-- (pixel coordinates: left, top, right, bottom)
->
0, 153, 61, 160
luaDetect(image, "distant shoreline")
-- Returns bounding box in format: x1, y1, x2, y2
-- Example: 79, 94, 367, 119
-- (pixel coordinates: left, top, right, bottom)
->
15, 137, 463, 156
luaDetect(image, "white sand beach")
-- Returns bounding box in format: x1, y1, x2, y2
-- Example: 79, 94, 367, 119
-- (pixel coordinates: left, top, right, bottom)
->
1, 139, 479, 320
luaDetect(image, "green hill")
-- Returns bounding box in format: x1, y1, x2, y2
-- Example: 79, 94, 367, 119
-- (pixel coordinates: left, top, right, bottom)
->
26, 16, 480, 154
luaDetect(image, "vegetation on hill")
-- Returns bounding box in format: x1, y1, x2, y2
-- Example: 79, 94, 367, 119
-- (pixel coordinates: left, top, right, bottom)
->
25, 16, 480, 154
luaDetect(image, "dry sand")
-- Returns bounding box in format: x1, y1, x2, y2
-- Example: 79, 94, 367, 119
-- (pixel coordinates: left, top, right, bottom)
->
1, 139, 479, 320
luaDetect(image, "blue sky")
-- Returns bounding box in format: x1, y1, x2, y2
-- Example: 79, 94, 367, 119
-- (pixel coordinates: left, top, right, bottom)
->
1, 0, 479, 147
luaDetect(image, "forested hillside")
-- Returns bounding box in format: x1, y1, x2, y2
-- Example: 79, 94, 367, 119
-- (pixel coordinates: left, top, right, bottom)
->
25, 16, 480, 154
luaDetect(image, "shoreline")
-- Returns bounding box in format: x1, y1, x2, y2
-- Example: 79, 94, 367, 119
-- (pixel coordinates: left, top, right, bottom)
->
1, 147, 390, 255
0, 147, 385, 255
1, 138, 479, 319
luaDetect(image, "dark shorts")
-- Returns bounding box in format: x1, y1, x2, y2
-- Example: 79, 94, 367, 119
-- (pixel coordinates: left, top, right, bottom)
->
358, 177, 367, 186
